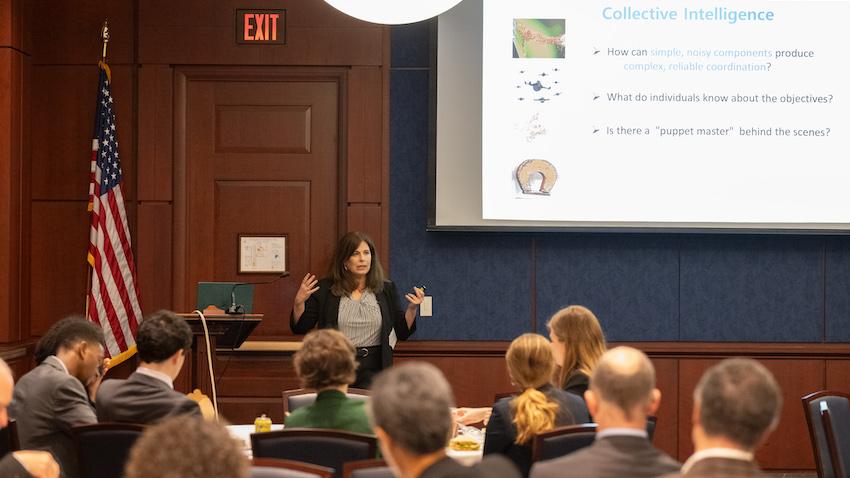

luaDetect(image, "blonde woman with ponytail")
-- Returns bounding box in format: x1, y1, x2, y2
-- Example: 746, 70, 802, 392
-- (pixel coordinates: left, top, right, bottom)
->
483, 334, 590, 477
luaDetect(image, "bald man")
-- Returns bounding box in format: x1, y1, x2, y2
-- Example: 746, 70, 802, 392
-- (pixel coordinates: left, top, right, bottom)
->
0, 358, 60, 478
530, 346, 679, 478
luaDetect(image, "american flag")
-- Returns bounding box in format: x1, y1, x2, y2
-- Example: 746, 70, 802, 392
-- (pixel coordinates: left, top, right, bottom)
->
87, 62, 142, 365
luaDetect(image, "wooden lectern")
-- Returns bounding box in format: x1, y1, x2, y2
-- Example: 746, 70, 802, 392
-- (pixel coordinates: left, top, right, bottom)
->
175, 312, 262, 395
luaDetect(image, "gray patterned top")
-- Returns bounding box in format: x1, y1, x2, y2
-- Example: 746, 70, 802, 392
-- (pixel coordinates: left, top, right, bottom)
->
338, 291, 382, 347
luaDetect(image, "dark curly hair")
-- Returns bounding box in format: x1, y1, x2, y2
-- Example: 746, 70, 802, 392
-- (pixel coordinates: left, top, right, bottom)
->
34, 316, 105, 364
136, 310, 192, 363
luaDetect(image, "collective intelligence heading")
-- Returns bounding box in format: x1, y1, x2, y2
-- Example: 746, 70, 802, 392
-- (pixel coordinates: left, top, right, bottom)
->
602, 6, 775, 24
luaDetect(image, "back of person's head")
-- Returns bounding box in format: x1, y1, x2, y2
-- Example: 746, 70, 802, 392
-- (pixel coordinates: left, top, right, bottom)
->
294, 329, 357, 389
369, 362, 454, 456
547, 305, 606, 387
507, 334, 561, 444
36, 315, 105, 357
695, 358, 781, 450
124, 416, 248, 478
136, 310, 192, 363
35, 315, 105, 363
589, 346, 658, 421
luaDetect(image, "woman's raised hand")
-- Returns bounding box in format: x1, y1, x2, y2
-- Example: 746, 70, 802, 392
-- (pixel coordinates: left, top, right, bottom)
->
405, 286, 426, 307
295, 273, 320, 305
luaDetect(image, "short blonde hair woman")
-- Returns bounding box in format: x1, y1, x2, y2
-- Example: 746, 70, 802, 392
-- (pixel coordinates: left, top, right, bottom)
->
547, 305, 607, 398
483, 334, 589, 477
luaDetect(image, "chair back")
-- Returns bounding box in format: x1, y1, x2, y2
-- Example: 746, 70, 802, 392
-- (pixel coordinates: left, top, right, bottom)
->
531, 423, 597, 463
803, 391, 850, 478
0, 418, 20, 457
251, 428, 377, 478
342, 459, 392, 478
283, 389, 371, 415
251, 458, 334, 478
72, 423, 145, 478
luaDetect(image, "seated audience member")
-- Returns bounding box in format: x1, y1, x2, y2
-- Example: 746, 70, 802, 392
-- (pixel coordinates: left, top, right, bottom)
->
661, 358, 781, 478
531, 347, 679, 478
484, 333, 590, 476
454, 304, 606, 426
285, 329, 372, 434
97, 310, 201, 423
548, 305, 607, 399
124, 415, 248, 478
0, 358, 60, 478
370, 362, 521, 478
10, 316, 107, 478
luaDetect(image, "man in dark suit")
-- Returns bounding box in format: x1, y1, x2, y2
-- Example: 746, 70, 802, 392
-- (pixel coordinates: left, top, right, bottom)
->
0, 358, 60, 478
661, 359, 781, 478
10, 317, 106, 478
531, 347, 680, 478
369, 362, 521, 478
97, 310, 200, 423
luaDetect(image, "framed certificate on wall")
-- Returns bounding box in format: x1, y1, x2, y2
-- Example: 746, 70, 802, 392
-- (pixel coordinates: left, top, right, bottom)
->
238, 234, 287, 274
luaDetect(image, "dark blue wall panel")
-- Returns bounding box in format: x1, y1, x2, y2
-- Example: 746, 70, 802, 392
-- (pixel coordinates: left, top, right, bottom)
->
535, 235, 679, 342
388, 23, 844, 344
389, 65, 531, 340
390, 22, 430, 68
826, 237, 850, 342
679, 236, 823, 342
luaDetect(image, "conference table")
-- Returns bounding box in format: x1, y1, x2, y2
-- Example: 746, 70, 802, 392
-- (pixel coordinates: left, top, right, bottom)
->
225, 424, 484, 464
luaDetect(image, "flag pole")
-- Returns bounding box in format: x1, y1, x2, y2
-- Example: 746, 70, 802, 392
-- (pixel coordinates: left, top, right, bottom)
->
86, 21, 109, 320
101, 21, 109, 62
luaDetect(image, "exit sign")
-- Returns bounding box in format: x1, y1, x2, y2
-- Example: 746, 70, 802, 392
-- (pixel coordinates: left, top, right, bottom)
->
237, 9, 286, 44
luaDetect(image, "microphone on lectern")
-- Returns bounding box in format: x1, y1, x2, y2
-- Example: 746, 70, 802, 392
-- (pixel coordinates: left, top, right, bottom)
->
226, 272, 290, 315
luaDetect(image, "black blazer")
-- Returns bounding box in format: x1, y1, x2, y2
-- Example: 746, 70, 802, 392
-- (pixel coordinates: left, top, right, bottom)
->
563, 371, 590, 399
483, 385, 591, 477
290, 278, 416, 369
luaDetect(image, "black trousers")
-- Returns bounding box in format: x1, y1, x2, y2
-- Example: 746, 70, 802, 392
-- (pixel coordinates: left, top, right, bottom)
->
353, 346, 382, 389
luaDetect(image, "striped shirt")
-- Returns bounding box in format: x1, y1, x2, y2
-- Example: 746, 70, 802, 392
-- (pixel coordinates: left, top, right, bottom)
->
338, 291, 382, 347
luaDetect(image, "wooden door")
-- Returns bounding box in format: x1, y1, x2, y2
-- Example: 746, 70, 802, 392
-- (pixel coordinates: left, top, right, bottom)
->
175, 67, 341, 339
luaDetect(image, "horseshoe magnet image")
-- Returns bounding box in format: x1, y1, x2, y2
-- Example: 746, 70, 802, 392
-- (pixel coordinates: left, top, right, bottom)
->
515, 159, 558, 195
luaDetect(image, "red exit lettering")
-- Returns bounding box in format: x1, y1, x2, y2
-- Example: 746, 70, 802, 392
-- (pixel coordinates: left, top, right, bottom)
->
243, 13, 280, 41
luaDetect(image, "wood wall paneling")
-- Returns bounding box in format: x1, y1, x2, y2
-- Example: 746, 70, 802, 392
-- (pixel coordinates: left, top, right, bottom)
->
347, 204, 384, 259
216, 105, 311, 154
346, 66, 382, 203
136, 202, 173, 314
138, 0, 383, 66
0, 48, 27, 342
650, 358, 678, 459
676, 358, 821, 470
30, 0, 133, 64
826, 360, 850, 393
31, 65, 136, 201
137, 65, 173, 202
0, 342, 35, 376
29, 201, 90, 335
0, 0, 31, 52
215, 350, 301, 424
214, 180, 309, 337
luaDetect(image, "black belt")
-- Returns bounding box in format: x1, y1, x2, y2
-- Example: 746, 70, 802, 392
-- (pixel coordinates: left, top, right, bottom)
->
356, 346, 381, 358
